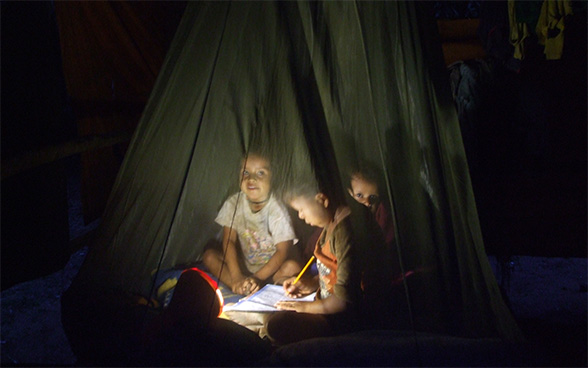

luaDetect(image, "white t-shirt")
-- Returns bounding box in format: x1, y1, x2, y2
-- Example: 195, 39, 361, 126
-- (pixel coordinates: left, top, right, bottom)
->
215, 192, 297, 273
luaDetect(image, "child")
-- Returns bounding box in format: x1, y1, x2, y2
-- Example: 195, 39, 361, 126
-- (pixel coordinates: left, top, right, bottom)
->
347, 165, 395, 247
202, 152, 301, 296
265, 181, 393, 345
348, 166, 425, 330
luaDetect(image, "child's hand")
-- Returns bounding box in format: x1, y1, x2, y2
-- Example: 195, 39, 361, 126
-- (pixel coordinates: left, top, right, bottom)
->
243, 276, 260, 295
231, 277, 247, 295
233, 276, 260, 295
283, 277, 315, 298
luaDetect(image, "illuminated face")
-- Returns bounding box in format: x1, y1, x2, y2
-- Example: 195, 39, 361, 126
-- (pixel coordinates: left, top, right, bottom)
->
240, 154, 271, 203
348, 174, 379, 209
288, 194, 331, 228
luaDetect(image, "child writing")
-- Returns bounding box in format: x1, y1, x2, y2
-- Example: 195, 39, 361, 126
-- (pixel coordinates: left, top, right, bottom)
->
202, 151, 302, 296
265, 180, 393, 345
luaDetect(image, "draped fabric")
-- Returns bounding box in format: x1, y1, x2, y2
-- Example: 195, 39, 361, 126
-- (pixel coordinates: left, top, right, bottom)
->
70, 0, 523, 346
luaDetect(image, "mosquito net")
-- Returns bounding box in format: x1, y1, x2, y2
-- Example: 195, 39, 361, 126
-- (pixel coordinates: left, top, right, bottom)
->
66, 1, 523, 360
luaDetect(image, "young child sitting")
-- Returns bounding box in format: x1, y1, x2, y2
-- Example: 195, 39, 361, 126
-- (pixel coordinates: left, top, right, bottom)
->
347, 164, 424, 330
265, 181, 393, 345
347, 165, 395, 247
202, 151, 302, 296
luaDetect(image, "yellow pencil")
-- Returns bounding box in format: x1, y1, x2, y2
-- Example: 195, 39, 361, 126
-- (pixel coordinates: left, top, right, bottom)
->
292, 255, 315, 285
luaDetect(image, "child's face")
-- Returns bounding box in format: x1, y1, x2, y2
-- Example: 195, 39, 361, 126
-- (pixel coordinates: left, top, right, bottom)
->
348, 175, 379, 208
288, 194, 331, 228
240, 154, 271, 203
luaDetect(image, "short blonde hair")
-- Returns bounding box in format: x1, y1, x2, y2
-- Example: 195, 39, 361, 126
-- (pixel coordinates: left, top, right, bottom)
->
282, 180, 319, 204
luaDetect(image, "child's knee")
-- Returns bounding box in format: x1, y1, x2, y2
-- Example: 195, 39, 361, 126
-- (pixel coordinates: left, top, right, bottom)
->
201, 248, 218, 267
280, 259, 302, 276
265, 312, 289, 343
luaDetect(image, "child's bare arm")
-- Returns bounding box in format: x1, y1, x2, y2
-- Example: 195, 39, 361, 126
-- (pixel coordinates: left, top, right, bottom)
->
275, 293, 347, 314
283, 275, 319, 298
251, 240, 293, 283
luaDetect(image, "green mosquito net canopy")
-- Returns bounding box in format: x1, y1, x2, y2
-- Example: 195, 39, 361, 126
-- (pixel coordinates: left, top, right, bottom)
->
67, 0, 522, 355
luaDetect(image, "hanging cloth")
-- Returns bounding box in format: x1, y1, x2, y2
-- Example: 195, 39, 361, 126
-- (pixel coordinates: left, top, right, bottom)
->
535, 0, 574, 60
508, 0, 531, 60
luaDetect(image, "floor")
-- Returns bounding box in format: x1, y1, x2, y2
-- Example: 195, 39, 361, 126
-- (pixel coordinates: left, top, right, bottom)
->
1, 245, 585, 367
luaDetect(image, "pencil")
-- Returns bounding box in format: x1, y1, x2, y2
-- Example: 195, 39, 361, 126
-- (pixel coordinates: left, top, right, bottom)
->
292, 255, 315, 285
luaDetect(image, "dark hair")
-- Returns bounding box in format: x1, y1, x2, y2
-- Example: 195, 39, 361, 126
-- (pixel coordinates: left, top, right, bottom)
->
347, 160, 382, 189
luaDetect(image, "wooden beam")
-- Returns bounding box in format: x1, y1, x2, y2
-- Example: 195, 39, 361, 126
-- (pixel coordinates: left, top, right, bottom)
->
1, 131, 132, 180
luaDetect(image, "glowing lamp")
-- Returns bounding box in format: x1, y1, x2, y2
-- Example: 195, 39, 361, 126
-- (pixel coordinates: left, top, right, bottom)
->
166, 267, 224, 327
185, 267, 225, 316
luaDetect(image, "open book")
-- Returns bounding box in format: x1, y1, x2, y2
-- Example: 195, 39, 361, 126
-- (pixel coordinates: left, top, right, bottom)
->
223, 284, 316, 312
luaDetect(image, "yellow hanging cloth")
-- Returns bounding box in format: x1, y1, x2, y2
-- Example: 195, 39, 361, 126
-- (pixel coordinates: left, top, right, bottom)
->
508, 0, 531, 60
536, 0, 574, 60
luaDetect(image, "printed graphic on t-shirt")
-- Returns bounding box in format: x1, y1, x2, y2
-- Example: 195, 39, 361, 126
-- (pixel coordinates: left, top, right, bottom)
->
241, 228, 275, 266
317, 259, 333, 299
